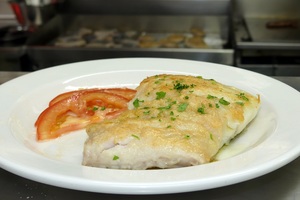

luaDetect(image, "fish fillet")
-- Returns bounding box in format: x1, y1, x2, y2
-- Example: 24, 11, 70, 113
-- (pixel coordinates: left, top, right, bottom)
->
82, 74, 260, 169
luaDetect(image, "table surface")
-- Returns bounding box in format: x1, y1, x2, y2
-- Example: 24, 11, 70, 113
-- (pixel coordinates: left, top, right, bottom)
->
1, 71, 300, 200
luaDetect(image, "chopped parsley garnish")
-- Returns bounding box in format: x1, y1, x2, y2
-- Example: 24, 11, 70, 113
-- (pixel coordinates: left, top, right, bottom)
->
216, 103, 220, 108
158, 101, 176, 110
100, 106, 106, 111
173, 82, 189, 91
184, 96, 189, 100
219, 97, 230, 105
236, 102, 244, 106
236, 93, 249, 101
143, 110, 150, 115
197, 106, 205, 114
113, 155, 119, 160
207, 94, 217, 99
185, 135, 190, 139
133, 98, 144, 108
170, 111, 174, 116
196, 76, 203, 79
171, 117, 176, 121
177, 103, 188, 112
156, 91, 166, 100
158, 105, 172, 110
167, 125, 172, 128
131, 134, 140, 140
93, 106, 99, 111
88, 106, 104, 111
210, 133, 214, 141
154, 78, 165, 84
209, 103, 213, 108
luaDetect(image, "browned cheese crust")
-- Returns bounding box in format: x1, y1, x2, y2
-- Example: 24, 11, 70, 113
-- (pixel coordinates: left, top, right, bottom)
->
83, 74, 260, 169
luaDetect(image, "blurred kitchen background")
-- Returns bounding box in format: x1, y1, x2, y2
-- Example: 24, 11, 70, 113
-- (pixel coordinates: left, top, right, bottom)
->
0, 0, 299, 76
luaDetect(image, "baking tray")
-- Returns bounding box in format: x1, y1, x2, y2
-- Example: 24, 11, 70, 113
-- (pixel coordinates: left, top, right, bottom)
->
26, 15, 233, 69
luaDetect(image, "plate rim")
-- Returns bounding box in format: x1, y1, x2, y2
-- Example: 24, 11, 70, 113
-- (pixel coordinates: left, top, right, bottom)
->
1, 58, 300, 194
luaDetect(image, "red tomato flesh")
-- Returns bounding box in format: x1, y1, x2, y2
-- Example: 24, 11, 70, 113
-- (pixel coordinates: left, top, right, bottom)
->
49, 88, 136, 106
35, 88, 136, 141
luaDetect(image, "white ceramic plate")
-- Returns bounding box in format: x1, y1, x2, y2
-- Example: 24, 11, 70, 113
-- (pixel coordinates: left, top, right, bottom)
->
0, 58, 300, 195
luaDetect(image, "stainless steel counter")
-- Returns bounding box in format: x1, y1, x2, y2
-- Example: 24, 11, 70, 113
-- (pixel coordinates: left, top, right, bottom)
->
0, 71, 300, 200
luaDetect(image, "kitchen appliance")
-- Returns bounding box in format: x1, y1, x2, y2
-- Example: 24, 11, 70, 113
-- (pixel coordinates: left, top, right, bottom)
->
233, 0, 300, 76
234, 18, 300, 76
25, 0, 64, 27
24, 0, 233, 70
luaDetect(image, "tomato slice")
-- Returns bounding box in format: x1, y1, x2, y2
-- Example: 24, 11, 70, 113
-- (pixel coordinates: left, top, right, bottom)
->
49, 88, 136, 106
36, 97, 78, 140
35, 90, 133, 141
102, 88, 136, 100
70, 91, 129, 116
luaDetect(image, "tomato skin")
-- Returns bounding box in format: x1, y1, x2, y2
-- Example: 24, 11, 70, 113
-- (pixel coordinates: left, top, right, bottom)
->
68, 91, 129, 117
49, 88, 136, 106
36, 97, 79, 140
102, 88, 136, 100
35, 88, 135, 141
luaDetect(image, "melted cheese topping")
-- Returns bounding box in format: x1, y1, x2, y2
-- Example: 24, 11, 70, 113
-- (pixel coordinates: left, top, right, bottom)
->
83, 74, 260, 169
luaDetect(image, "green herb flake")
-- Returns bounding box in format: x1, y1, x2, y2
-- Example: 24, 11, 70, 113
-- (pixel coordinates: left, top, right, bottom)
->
173, 82, 189, 91
158, 105, 171, 110
167, 125, 172, 128
100, 106, 106, 111
197, 107, 205, 114
170, 111, 174, 116
131, 134, 140, 140
158, 101, 176, 110
156, 91, 166, 100
155, 78, 165, 84
210, 133, 214, 141
171, 117, 176, 121
184, 96, 189, 100
133, 98, 144, 108
113, 155, 119, 160
185, 135, 191, 139
143, 110, 150, 115
236, 102, 245, 106
216, 103, 220, 108
196, 76, 203, 79
92, 106, 99, 111
236, 93, 249, 101
177, 103, 188, 112
207, 94, 217, 99
219, 97, 230, 106
209, 103, 213, 108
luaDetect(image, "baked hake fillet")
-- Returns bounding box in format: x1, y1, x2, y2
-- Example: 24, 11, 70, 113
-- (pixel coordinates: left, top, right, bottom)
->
82, 74, 260, 169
